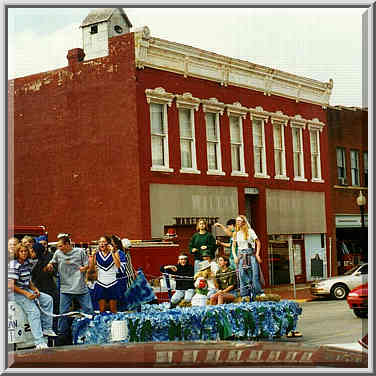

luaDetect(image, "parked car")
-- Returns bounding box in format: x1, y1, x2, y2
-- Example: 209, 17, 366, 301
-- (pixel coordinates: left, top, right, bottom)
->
310, 263, 368, 300
347, 283, 368, 318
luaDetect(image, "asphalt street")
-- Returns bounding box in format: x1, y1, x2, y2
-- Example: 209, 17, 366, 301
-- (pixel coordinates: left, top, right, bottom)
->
282, 298, 368, 346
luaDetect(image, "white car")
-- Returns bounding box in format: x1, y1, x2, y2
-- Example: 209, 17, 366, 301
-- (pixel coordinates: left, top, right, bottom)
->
310, 263, 368, 300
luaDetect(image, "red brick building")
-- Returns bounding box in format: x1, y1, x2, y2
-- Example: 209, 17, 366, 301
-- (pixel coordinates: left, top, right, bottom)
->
327, 105, 368, 274
9, 8, 336, 286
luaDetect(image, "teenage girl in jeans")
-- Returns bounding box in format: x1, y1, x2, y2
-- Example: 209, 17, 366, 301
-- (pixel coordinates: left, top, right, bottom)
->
232, 215, 264, 301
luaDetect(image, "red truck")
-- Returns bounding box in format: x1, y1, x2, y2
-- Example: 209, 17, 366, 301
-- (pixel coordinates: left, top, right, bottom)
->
8, 225, 48, 241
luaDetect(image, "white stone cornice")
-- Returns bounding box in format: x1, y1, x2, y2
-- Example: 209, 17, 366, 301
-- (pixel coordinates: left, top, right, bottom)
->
290, 114, 307, 129
134, 26, 151, 69
307, 118, 325, 132
134, 30, 333, 107
145, 87, 174, 106
270, 110, 289, 126
226, 102, 248, 119
201, 97, 225, 115
249, 106, 270, 121
175, 92, 201, 111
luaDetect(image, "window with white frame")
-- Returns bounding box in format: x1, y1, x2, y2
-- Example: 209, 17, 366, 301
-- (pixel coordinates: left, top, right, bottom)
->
150, 103, 168, 167
145, 87, 174, 172
336, 147, 346, 184
291, 125, 306, 180
350, 150, 360, 186
272, 121, 287, 178
252, 117, 268, 177
229, 115, 247, 175
364, 152, 368, 187
179, 108, 196, 170
206, 112, 221, 172
176, 92, 200, 174
202, 97, 225, 175
310, 129, 322, 180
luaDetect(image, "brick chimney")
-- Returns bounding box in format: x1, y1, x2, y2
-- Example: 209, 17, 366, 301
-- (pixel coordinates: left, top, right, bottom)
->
67, 48, 85, 66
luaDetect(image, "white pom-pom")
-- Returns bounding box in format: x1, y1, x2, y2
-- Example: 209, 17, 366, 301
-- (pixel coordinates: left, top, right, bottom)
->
121, 238, 132, 249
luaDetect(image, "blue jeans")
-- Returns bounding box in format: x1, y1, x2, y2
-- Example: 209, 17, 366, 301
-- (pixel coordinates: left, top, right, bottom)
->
14, 290, 53, 345
238, 249, 263, 299
171, 289, 195, 305
58, 292, 93, 335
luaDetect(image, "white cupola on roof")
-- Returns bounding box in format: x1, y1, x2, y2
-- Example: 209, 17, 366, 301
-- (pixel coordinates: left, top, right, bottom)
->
80, 8, 132, 61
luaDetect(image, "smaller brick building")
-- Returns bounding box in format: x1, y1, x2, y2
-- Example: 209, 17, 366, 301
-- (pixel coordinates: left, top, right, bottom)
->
327, 105, 368, 274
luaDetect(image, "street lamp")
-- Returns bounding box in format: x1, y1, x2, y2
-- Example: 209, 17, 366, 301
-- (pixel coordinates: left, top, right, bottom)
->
356, 190, 367, 257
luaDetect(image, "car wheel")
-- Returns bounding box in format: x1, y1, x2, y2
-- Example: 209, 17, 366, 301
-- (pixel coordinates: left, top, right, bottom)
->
353, 308, 368, 319
330, 284, 349, 300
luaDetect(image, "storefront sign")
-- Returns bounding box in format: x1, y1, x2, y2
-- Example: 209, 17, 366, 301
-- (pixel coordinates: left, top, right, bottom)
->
244, 187, 259, 195
336, 215, 368, 228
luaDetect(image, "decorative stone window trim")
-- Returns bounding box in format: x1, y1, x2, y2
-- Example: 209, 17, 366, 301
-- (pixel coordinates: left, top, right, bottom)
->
290, 114, 307, 129
275, 175, 290, 181
231, 171, 249, 177
151, 166, 174, 173
145, 87, 174, 107
202, 97, 225, 115
180, 168, 201, 174
175, 92, 201, 111
270, 110, 289, 126
207, 170, 226, 176
249, 106, 270, 121
226, 102, 248, 119
307, 118, 325, 132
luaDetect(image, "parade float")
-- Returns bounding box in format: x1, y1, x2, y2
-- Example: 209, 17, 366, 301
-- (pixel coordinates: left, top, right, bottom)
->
71, 271, 302, 345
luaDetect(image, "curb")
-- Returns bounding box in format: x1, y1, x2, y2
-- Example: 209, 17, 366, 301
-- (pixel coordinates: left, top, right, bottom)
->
9, 340, 367, 368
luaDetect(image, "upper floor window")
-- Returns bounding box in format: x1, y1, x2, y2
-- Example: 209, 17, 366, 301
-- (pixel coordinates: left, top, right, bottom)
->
150, 103, 167, 167
336, 147, 347, 185
145, 87, 174, 172
364, 152, 368, 187
271, 113, 289, 180
176, 92, 201, 174
206, 112, 222, 172
227, 102, 248, 177
291, 125, 306, 181
307, 119, 325, 182
350, 150, 360, 186
309, 129, 322, 181
202, 97, 225, 175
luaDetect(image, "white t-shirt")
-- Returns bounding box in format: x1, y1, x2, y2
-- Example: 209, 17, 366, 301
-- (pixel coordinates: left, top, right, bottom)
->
235, 228, 258, 250
210, 261, 219, 275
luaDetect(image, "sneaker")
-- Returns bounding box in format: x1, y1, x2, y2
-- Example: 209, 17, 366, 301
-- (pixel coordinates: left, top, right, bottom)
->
35, 343, 48, 350
43, 329, 58, 337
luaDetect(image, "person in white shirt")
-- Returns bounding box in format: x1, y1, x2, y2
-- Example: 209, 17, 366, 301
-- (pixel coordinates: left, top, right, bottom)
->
232, 215, 264, 300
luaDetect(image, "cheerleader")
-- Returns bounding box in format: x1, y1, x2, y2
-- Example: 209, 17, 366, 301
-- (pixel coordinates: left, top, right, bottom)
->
110, 235, 134, 311
90, 235, 125, 313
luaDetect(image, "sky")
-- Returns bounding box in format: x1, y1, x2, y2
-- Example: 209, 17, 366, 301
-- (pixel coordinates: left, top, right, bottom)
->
7, 6, 368, 107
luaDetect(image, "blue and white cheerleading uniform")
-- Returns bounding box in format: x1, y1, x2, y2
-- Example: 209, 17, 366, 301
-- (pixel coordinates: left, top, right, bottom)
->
93, 251, 126, 301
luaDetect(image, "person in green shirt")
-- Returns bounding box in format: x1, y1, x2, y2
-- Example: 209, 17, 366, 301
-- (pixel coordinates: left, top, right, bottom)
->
189, 218, 216, 273
214, 218, 236, 269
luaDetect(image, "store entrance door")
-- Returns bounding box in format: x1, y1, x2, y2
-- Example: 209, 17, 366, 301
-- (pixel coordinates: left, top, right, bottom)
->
268, 237, 306, 286
268, 240, 290, 285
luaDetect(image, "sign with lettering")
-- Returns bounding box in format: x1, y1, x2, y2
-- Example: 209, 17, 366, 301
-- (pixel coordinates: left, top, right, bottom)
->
8, 301, 34, 345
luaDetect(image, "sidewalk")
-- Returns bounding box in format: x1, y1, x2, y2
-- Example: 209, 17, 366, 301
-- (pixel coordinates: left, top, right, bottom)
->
265, 283, 314, 303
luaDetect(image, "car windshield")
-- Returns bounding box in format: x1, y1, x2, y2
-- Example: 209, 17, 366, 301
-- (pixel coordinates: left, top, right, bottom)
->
344, 264, 361, 275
